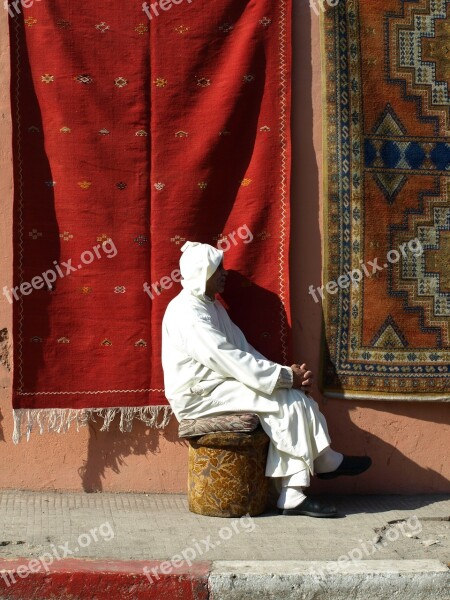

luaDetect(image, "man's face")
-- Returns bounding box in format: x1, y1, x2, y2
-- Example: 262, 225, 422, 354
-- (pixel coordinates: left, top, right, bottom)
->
205, 262, 228, 298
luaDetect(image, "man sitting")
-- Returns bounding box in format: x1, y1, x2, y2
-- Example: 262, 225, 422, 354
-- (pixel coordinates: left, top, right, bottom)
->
162, 241, 371, 517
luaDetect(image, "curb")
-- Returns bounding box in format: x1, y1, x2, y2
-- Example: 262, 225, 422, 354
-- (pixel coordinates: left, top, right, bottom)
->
0, 558, 448, 599
0, 558, 210, 600
209, 560, 450, 600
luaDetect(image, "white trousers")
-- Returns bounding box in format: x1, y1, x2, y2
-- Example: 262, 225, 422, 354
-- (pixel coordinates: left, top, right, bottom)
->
258, 391, 332, 487
174, 383, 333, 488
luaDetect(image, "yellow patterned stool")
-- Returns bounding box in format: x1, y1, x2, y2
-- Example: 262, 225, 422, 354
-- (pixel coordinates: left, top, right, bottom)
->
187, 428, 270, 518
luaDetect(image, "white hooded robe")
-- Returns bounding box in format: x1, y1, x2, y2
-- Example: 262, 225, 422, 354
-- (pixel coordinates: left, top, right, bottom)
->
161, 242, 332, 481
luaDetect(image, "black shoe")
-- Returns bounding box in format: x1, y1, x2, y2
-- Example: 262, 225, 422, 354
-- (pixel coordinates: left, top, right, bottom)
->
279, 496, 338, 518
316, 455, 372, 480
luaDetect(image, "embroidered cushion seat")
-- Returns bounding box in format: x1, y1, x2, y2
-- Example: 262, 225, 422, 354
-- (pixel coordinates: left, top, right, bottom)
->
178, 413, 260, 438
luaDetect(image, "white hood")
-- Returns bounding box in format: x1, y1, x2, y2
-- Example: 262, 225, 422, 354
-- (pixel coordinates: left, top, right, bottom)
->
179, 241, 223, 298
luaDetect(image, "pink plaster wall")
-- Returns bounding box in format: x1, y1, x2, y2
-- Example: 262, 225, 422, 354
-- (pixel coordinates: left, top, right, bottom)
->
0, 4, 448, 494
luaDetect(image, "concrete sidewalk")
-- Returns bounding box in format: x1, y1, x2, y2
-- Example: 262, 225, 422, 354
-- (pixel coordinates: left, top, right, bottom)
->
0, 491, 448, 598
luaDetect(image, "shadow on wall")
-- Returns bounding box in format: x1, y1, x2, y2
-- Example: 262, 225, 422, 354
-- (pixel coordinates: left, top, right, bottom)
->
9, 13, 60, 403
78, 415, 185, 492
316, 337, 450, 494
309, 398, 450, 496
221, 270, 292, 365
289, 0, 322, 362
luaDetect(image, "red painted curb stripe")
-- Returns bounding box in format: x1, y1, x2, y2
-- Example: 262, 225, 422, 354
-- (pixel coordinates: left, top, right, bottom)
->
0, 558, 211, 600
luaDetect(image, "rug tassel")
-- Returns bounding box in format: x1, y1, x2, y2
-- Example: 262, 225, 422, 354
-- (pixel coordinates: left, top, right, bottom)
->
12, 409, 22, 445
12, 406, 173, 444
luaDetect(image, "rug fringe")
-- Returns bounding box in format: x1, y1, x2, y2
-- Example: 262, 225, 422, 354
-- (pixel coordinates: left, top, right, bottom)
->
12, 406, 173, 444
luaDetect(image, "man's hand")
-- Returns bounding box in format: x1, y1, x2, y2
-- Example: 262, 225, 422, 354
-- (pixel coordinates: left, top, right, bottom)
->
291, 363, 313, 392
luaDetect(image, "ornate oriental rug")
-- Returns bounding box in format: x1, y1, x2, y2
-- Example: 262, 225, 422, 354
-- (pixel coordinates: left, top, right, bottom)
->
322, 0, 450, 401
9, 0, 292, 440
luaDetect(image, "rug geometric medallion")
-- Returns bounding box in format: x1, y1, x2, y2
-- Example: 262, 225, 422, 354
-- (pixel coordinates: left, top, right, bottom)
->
322, 0, 450, 400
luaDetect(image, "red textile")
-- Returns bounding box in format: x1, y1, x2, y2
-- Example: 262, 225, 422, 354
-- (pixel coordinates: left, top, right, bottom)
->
10, 0, 292, 411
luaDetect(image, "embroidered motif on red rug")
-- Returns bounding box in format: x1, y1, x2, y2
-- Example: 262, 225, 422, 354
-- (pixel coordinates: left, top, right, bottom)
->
9, 1, 292, 439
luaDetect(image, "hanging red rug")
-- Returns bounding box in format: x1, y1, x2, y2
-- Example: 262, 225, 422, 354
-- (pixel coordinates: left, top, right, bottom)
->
9, 0, 292, 441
